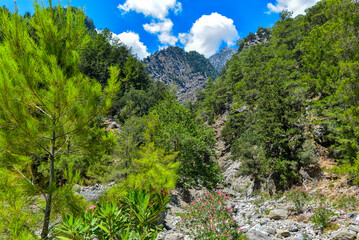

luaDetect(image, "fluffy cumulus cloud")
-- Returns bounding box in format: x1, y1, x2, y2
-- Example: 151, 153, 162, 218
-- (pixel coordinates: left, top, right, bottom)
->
112, 32, 150, 59
180, 13, 238, 58
143, 19, 173, 33
119, 0, 181, 46
118, 0, 182, 20
267, 0, 321, 17
143, 19, 178, 45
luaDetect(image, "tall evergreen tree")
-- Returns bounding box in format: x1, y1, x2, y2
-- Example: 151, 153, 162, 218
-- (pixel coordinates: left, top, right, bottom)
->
0, 1, 120, 238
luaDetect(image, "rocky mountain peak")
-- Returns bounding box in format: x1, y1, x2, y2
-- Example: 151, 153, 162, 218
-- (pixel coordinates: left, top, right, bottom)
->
143, 46, 218, 103
209, 47, 237, 73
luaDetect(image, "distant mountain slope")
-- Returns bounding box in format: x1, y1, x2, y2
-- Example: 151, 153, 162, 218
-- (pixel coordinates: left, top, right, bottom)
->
209, 47, 237, 73
143, 46, 218, 102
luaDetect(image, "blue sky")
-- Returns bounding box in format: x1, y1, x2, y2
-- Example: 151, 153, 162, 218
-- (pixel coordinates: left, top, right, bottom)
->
1, 0, 320, 58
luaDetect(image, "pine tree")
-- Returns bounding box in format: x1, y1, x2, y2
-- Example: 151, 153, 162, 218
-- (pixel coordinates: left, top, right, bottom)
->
0, 1, 120, 238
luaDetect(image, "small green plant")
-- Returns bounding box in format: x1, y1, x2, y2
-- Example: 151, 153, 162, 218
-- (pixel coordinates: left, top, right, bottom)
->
302, 230, 311, 240
309, 203, 335, 230
247, 215, 252, 225
323, 223, 340, 233
334, 194, 358, 211
285, 185, 309, 214
253, 191, 269, 208
177, 191, 247, 240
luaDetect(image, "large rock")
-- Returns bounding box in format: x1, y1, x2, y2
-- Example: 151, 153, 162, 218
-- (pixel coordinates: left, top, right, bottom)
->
348, 225, 359, 233
223, 161, 241, 185
276, 229, 290, 237
269, 209, 288, 220
355, 216, 359, 225
333, 231, 356, 240
247, 228, 271, 240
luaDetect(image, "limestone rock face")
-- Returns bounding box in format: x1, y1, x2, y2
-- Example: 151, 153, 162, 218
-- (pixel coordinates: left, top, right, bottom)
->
209, 47, 237, 73
144, 46, 218, 103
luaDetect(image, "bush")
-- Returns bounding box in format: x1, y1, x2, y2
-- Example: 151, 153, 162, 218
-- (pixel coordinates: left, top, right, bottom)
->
309, 203, 335, 230
333, 194, 358, 211
285, 185, 310, 214
56, 189, 171, 239
177, 191, 247, 240
102, 143, 178, 203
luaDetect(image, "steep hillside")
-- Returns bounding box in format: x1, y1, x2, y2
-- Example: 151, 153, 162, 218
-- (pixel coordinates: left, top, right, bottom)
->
209, 47, 237, 73
143, 46, 218, 102
195, 0, 359, 191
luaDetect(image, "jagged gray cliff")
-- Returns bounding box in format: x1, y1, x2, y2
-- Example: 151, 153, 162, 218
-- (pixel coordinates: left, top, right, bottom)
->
209, 47, 237, 73
143, 46, 218, 103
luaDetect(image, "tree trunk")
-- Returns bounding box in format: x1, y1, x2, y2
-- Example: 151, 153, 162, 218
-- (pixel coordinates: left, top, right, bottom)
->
41, 131, 56, 239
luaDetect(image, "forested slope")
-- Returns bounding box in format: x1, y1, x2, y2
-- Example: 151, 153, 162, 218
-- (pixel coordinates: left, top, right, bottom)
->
195, 0, 359, 190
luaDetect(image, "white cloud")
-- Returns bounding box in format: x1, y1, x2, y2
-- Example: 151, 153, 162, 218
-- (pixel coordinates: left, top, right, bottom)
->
143, 19, 178, 46
178, 33, 188, 45
267, 0, 321, 17
118, 0, 182, 20
174, 2, 182, 15
158, 32, 178, 46
180, 13, 238, 58
143, 19, 174, 34
112, 32, 150, 59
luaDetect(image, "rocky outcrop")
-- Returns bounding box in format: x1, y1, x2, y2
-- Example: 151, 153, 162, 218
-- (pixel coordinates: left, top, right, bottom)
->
144, 47, 218, 103
237, 26, 270, 52
75, 183, 114, 202
209, 47, 237, 73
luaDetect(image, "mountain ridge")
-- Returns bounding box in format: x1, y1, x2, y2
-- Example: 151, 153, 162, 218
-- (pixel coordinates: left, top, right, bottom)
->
143, 46, 218, 102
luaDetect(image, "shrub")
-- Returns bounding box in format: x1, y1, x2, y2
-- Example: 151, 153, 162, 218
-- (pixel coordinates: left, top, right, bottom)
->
334, 194, 358, 211
285, 185, 310, 214
309, 203, 335, 230
56, 189, 171, 240
177, 191, 247, 240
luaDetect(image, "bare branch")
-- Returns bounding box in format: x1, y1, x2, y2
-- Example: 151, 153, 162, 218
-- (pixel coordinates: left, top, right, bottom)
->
37, 142, 51, 156
54, 136, 69, 157
35, 105, 53, 119
56, 150, 81, 157
13, 166, 35, 187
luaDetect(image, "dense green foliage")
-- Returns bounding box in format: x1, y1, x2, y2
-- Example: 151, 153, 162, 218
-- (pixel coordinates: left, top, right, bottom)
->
0, 168, 40, 239
186, 50, 219, 78
79, 29, 150, 90
146, 97, 222, 189
103, 96, 221, 193
196, 0, 359, 189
